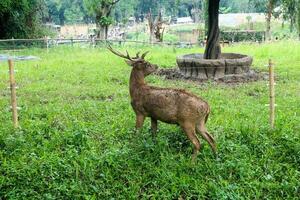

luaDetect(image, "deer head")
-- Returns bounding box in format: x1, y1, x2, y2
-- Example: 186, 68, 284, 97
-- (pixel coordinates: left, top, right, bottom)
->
107, 45, 158, 76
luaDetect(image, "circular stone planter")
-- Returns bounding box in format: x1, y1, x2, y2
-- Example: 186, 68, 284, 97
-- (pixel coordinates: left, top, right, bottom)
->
176, 53, 253, 80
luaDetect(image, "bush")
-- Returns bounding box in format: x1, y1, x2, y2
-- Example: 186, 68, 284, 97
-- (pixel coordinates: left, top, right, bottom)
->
0, 0, 47, 39
220, 30, 265, 42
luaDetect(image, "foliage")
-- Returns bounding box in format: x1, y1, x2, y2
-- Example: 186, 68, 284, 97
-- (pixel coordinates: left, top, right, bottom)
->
0, 0, 47, 39
84, 0, 120, 39
45, 0, 90, 25
99, 16, 113, 26
298, 0, 300, 38
112, 0, 137, 23
220, 0, 251, 13
220, 30, 266, 42
281, 0, 299, 32
0, 41, 300, 198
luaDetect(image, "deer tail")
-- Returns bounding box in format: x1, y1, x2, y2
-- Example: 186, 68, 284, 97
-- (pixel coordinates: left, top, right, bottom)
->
205, 104, 210, 123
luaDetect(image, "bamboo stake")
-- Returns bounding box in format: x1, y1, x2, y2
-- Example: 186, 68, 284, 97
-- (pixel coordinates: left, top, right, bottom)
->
8, 59, 19, 128
268, 59, 275, 128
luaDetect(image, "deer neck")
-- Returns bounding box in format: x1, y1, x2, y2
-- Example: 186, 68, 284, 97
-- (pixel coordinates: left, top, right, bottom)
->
129, 69, 146, 99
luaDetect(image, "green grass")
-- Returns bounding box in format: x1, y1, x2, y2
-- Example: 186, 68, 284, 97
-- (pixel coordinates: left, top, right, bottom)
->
0, 41, 299, 199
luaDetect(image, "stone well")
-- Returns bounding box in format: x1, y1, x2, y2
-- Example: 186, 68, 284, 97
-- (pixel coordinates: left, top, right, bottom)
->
176, 53, 253, 80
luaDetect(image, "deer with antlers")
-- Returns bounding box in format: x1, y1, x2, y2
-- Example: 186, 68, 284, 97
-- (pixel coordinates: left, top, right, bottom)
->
108, 46, 216, 160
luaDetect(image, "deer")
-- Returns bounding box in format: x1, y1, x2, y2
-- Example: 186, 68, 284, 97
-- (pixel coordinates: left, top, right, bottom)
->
107, 46, 216, 161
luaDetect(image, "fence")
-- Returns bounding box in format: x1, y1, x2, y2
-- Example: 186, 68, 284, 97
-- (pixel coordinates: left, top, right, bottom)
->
0, 38, 201, 51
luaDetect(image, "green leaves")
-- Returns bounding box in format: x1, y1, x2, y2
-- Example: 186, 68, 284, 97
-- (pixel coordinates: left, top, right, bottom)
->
0, 0, 46, 38
99, 16, 113, 26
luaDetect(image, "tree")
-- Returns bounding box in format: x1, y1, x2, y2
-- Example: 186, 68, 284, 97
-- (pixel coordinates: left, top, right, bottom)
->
204, 0, 221, 59
220, 0, 249, 13
249, 0, 281, 40
147, 10, 165, 43
45, 0, 70, 25
134, 0, 157, 22
297, 0, 300, 39
0, 0, 46, 39
45, 0, 90, 25
281, 0, 298, 33
266, 0, 275, 40
84, 0, 120, 39
113, 0, 137, 23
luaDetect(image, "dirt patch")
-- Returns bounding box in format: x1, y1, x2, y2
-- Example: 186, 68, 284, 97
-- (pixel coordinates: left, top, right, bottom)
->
78, 94, 115, 101
155, 67, 269, 84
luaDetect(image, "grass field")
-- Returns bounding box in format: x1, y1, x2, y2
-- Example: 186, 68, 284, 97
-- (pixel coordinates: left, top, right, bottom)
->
0, 41, 299, 199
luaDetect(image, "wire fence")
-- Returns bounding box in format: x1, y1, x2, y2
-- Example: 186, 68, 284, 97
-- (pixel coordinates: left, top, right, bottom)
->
0, 38, 204, 51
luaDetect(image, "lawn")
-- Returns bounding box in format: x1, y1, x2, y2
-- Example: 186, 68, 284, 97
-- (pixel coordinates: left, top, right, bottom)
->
0, 41, 299, 199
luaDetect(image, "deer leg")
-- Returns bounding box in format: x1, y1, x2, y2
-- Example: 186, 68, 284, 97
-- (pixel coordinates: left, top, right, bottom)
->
196, 121, 216, 155
151, 118, 158, 138
181, 122, 201, 162
135, 114, 145, 132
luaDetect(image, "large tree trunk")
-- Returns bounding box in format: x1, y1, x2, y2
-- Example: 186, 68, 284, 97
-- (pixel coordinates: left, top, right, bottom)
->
266, 0, 273, 41
96, 24, 108, 40
204, 0, 221, 59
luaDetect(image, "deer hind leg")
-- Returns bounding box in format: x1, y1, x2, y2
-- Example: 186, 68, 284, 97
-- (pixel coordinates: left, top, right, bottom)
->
181, 122, 201, 161
196, 120, 217, 155
151, 117, 158, 138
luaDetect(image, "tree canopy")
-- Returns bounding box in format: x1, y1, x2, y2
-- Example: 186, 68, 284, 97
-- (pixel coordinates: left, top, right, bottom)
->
0, 0, 46, 38
0, 0, 299, 39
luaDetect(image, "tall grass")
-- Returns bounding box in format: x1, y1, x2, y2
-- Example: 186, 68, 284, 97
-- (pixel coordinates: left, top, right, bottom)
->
0, 41, 299, 199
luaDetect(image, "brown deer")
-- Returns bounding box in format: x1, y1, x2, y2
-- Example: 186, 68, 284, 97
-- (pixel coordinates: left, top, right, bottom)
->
108, 46, 216, 160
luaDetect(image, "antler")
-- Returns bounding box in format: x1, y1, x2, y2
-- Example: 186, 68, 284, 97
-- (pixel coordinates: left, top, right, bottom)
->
107, 45, 149, 60
107, 45, 133, 61
141, 51, 149, 59
132, 51, 140, 59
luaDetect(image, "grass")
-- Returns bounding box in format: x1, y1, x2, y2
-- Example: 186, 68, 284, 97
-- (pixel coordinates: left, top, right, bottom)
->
0, 41, 299, 199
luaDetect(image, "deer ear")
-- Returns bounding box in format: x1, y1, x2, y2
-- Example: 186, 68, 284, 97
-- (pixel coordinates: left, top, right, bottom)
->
125, 60, 134, 66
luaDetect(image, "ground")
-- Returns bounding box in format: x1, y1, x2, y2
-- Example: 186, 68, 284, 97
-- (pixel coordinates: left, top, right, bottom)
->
0, 41, 299, 199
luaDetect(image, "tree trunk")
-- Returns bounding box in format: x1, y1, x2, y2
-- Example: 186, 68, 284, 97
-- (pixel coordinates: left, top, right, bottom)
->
59, 9, 65, 25
95, 4, 114, 40
154, 11, 164, 42
266, 0, 273, 41
148, 12, 154, 43
204, 0, 221, 59
96, 23, 108, 40
290, 17, 294, 33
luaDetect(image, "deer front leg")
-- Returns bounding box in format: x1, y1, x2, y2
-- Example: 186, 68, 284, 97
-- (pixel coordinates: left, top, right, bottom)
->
151, 118, 158, 138
135, 114, 145, 132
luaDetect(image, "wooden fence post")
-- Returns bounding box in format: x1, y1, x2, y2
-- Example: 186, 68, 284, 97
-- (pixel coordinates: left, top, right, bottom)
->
8, 59, 19, 128
268, 59, 275, 128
